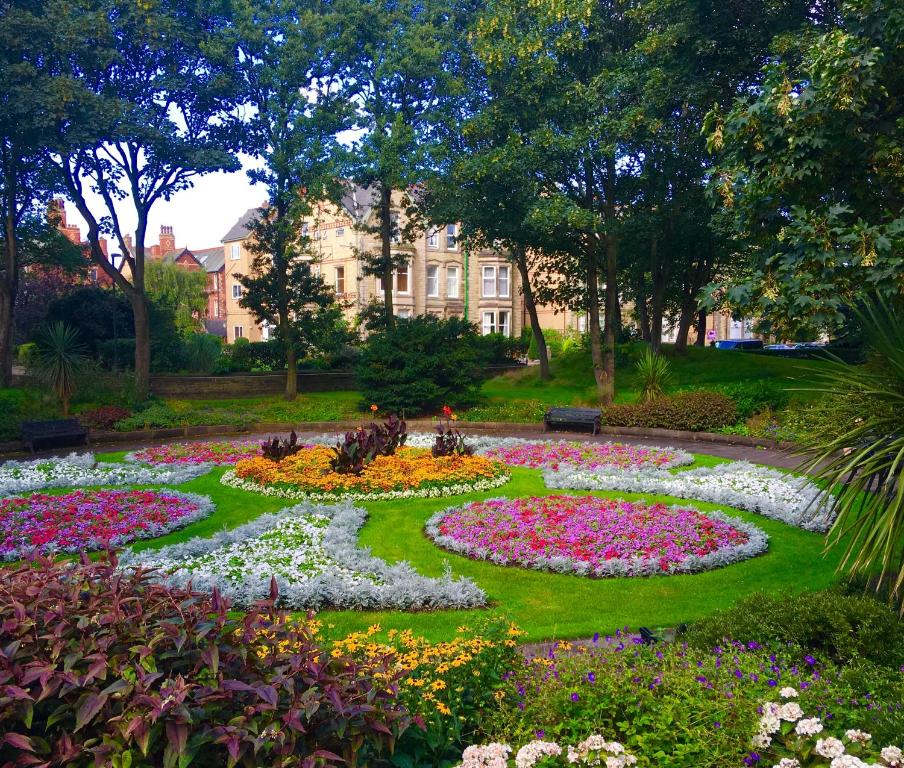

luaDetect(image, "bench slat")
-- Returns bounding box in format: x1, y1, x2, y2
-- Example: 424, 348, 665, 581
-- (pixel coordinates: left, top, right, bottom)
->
20, 419, 88, 453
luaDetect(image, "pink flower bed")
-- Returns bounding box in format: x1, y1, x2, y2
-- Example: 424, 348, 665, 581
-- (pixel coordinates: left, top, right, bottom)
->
128, 440, 264, 466
426, 495, 767, 577
0, 489, 214, 560
482, 441, 690, 471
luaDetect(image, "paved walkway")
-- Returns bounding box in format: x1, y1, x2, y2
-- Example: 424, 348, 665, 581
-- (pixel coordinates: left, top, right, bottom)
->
3, 426, 806, 472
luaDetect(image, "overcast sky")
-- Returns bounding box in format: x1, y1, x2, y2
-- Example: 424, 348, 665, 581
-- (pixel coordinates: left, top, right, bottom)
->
63, 155, 267, 252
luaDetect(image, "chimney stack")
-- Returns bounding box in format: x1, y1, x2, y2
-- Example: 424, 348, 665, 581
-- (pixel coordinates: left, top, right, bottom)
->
123, 233, 133, 254
159, 224, 176, 255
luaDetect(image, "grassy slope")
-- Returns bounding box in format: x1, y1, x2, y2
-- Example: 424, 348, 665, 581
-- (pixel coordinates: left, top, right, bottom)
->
126, 457, 841, 644
479, 345, 832, 411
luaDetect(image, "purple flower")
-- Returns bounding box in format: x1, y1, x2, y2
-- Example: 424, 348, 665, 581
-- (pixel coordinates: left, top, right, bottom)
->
571, 692, 580, 702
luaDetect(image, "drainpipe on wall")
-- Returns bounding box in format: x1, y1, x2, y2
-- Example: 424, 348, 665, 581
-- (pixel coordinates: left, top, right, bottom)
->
464, 245, 470, 322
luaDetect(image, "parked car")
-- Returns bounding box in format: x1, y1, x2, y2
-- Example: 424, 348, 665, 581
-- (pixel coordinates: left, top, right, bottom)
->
765, 343, 796, 351
712, 339, 765, 350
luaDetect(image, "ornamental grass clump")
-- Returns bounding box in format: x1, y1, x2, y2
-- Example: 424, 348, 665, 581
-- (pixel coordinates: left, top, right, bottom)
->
0, 555, 411, 767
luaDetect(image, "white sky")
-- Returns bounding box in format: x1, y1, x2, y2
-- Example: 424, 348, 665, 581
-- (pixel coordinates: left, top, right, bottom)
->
64, 155, 267, 251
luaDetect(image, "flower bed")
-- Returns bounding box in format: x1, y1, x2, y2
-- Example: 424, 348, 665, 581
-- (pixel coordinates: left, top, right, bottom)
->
223, 446, 509, 501
0, 453, 209, 496
477, 439, 693, 471
0, 489, 214, 559
544, 461, 835, 532
426, 495, 767, 576
121, 500, 486, 610
126, 439, 267, 466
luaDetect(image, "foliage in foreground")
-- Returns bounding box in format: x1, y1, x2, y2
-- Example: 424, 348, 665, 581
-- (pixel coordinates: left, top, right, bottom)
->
797, 300, 904, 608
0, 555, 410, 767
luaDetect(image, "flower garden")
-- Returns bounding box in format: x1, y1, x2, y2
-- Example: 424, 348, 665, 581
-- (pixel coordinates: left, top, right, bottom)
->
0, 428, 900, 767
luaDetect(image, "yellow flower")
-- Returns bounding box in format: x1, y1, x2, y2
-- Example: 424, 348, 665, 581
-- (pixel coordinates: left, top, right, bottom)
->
436, 702, 451, 715
430, 680, 446, 691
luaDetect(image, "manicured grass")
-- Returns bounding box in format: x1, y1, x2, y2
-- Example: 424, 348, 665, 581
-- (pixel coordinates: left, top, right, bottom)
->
474, 344, 833, 416
161, 391, 362, 424
122, 454, 842, 644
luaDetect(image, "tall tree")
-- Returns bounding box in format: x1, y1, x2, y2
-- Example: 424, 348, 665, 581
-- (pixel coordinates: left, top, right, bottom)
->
704, 0, 900, 336
472, 0, 642, 404
45, 0, 240, 399
0, 1, 83, 386
225, 0, 346, 400
144, 260, 207, 338
326, 0, 462, 329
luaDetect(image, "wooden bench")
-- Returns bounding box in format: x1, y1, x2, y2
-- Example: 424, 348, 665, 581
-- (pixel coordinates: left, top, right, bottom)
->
21, 419, 89, 453
543, 407, 602, 435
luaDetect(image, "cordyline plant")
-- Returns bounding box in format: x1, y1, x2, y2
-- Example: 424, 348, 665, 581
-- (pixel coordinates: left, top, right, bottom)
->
0, 553, 412, 767
797, 299, 904, 612
432, 406, 474, 458
262, 430, 301, 462
330, 414, 407, 475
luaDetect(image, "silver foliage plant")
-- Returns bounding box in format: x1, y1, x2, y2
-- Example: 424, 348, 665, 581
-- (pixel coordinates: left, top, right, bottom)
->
0, 453, 211, 496
120, 499, 487, 611
425, 498, 768, 577
544, 462, 836, 532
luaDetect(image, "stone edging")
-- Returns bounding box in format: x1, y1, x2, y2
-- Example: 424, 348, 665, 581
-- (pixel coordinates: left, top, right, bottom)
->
0, 420, 792, 456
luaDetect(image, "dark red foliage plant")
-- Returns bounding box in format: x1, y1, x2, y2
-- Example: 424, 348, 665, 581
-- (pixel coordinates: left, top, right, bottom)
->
77, 405, 132, 431
0, 554, 411, 768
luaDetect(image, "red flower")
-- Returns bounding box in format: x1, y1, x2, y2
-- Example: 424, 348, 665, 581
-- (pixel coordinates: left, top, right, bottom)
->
442, 405, 453, 418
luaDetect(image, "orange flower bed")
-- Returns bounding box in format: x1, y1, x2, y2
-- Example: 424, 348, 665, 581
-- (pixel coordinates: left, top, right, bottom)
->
232, 446, 506, 497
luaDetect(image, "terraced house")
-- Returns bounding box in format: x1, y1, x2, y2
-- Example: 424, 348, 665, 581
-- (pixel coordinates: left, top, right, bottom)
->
220, 185, 533, 343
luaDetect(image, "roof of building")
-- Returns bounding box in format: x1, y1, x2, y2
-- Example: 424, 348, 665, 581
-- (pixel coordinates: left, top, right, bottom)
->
339, 183, 379, 223
193, 246, 225, 272
221, 207, 262, 243
161, 248, 201, 266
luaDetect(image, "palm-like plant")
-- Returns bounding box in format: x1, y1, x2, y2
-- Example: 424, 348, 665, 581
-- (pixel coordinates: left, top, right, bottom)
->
635, 347, 672, 402
797, 299, 904, 609
34, 322, 88, 417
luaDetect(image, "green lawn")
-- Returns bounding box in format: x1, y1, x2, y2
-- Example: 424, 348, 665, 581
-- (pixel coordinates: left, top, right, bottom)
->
120, 455, 842, 644
471, 345, 833, 419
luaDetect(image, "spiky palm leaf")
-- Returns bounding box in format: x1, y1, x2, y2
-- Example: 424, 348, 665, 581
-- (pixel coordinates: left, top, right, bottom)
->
635, 347, 672, 402
797, 300, 904, 608
35, 322, 88, 417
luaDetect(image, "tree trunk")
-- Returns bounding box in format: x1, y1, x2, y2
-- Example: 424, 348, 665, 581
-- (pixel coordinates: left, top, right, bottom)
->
602, 234, 617, 404
285, 345, 297, 401
674, 250, 711, 353
1, 207, 18, 388
379, 184, 394, 329
586, 235, 608, 403
636, 290, 651, 343
130, 292, 151, 400
649, 233, 666, 354
694, 308, 707, 347
514, 247, 550, 380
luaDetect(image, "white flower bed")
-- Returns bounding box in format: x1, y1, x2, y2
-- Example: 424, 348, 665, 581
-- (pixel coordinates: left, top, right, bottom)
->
121, 500, 487, 611
219, 467, 510, 501
0, 453, 210, 497
544, 461, 835, 532
457, 735, 639, 768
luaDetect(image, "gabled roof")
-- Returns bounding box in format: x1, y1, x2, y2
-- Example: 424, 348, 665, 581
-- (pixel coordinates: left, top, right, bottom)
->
221, 207, 262, 243
193, 246, 225, 272
161, 248, 201, 267
339, 183, 379, 224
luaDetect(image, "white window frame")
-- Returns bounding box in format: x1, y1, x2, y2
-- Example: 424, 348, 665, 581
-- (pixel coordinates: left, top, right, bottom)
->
498, 310, 510, 337
481, 311, 496, 336
426, 264, 439, 297
335, 265, 345, 294
230, 243, 240, 260
446, 224, 457, 250
397, 308, 412, 319
336, 227, 345, 237
447, 265, 460, 299
498, 265, 510, 298
231, 284, 242, 299
482, 265, 497, 297
233, 326, 244, 339
427, 229, 439, 248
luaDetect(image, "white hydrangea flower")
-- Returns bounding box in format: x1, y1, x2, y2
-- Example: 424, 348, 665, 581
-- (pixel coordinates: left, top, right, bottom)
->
845, 730, 872, 745
515, 741, 562, 768
780, 702, 804, 722
752, 733, 773, 749
774, 759, 801, 768
881, 746, 903, 767
815, 738, 846, 759
780, 686, 799, 699
830, 756, 872, 768
795, 718, 824, 736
